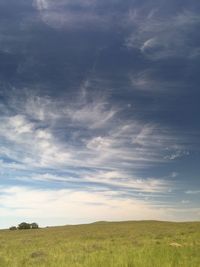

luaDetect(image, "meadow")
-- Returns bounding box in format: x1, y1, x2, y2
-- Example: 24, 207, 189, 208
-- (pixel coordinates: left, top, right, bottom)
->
0, 221, 199, 267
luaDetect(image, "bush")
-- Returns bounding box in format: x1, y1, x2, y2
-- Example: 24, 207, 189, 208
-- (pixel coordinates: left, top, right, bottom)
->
9, 222, 39, 230
18, 222, 31, 230
9, 226, 17, 231
30, 223, 39, 229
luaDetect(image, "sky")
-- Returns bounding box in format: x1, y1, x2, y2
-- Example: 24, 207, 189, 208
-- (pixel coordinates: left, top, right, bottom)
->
0, 0, 200, 228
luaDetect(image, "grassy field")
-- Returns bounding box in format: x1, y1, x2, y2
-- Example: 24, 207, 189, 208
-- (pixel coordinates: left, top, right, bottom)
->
0, 221, 199, 267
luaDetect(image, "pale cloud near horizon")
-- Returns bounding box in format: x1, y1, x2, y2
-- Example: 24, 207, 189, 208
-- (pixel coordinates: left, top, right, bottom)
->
0, 185, 198, 228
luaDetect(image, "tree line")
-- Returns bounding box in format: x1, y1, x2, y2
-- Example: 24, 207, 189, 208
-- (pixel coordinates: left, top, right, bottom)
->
9, 222, 39, 230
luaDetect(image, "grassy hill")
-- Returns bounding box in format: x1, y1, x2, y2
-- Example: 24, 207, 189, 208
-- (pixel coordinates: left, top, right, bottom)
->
0, 221, 199, 267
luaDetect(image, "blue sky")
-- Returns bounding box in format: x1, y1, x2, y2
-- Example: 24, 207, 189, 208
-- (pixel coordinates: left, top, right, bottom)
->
0, 0, 200, 228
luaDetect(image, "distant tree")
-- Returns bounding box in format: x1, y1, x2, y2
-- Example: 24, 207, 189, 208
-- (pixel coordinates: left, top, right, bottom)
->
9, 226, 17, 230
30, 223, 39, 229
18, 222, 31, 230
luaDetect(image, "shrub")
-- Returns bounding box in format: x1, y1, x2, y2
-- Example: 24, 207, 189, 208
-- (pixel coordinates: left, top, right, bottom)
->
9, 226, 17, 231
30, 223, 39, 229
10, 222, 39, 230
18, 222, 31, 230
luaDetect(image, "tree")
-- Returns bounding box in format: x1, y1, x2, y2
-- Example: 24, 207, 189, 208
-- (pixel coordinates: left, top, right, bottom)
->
30, 222, 39, 229
9, 226, 17, 230
18, 222, 31, 230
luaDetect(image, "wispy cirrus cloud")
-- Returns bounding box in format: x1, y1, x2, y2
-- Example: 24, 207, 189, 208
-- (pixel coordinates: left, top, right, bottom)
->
0, 89, 190, 197
33, 0, 111, 30
125, 10, 200, 60
33, 0, 98, 11
34, 0, 49, 11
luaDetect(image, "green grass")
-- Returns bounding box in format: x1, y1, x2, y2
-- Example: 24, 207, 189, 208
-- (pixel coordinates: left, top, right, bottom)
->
0, 221, 199, 267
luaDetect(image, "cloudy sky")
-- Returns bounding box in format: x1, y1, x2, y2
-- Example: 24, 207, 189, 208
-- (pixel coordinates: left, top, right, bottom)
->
0, 0, 200, 228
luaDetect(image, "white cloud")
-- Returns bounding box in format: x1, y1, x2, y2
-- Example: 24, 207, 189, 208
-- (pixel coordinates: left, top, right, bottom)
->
0, 112, 72, 169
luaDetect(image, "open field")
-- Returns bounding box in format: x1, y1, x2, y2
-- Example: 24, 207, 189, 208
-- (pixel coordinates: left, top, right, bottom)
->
0, 221, 199, 267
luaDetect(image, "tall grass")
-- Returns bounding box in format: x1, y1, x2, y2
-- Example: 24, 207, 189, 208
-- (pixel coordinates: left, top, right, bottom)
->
0, 221, 199, 267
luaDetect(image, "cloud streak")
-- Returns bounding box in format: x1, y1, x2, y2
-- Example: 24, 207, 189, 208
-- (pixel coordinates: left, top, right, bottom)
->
125, 9, 200, 60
